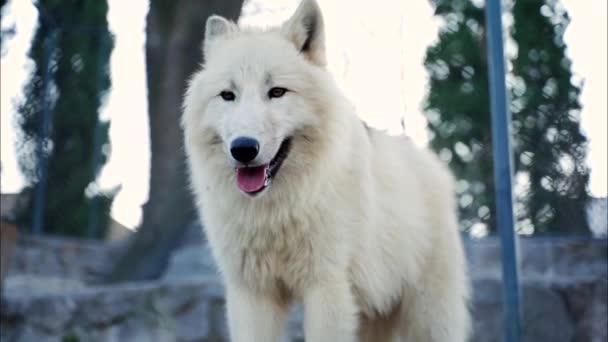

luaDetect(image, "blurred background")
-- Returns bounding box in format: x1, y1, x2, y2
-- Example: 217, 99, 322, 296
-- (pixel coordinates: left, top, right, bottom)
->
0, 0, 606, 341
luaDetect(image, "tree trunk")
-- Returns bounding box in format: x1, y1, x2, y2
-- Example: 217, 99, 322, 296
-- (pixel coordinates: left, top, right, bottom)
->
108, 0, 245, 282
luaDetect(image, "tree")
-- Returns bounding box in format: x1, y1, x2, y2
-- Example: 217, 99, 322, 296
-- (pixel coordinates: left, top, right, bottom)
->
16, 0, 115, 238
424, 0, 495, 232
108, 0, 245, 282
425, 0, 589, 234
510, 0, 589, 233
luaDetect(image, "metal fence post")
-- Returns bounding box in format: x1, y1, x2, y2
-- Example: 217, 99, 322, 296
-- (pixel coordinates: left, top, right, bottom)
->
31, 29, 58, 235
485, 0, 522, 340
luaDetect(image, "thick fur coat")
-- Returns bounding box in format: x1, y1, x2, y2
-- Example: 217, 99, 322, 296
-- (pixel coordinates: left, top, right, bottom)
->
182, 1, 470, 340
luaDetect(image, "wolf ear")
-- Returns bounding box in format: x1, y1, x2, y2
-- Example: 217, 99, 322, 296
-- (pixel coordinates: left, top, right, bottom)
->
205, 15, 236, 41
281, 0, 326, 66
203, 15, 237, 56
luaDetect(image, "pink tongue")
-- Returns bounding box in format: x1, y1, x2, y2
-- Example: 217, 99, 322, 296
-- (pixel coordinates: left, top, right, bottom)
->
236, 165, 268, 193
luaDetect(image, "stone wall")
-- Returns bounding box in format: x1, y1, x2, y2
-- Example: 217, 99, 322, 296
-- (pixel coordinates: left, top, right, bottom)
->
1, 235, 606, 341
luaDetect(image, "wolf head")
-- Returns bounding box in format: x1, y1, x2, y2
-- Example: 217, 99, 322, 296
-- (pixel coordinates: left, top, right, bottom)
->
183, 0, 345, 198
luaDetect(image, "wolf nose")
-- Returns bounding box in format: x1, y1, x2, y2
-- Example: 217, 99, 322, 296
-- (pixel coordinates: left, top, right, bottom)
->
230, 137, 260, 163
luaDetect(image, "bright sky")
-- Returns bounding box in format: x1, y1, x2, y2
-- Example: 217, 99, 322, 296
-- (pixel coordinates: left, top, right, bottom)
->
1, 0, 606, 229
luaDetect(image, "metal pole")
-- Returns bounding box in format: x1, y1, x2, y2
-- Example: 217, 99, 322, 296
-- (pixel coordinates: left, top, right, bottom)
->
32, 30, 58, 235
484, 0, 521, 341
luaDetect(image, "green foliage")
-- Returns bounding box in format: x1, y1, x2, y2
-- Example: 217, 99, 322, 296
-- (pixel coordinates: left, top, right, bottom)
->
425, 0, 495, 231
425, 0, 589, 234
16, 0, 115, 238
510, 0, 589, 233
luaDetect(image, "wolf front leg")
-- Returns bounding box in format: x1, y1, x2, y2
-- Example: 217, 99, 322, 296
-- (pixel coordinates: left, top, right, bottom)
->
225, 284, 288, 342
303, 278, 359, 342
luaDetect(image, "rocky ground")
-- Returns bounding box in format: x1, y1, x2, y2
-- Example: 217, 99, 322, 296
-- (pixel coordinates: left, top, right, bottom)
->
1, 235, 606, 341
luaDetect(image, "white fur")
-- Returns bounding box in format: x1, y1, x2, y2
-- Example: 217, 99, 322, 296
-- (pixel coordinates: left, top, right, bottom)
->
182, 0, 470, 341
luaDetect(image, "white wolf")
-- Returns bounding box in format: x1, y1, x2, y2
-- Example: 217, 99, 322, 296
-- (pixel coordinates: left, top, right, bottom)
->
182, 0, 470, 340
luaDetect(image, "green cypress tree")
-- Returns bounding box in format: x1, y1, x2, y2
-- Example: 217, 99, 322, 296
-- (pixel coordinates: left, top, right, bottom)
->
510, 0, 589, 233
424, 0, 495, 232
425, 0, 589, 234
16, 0, 115, 238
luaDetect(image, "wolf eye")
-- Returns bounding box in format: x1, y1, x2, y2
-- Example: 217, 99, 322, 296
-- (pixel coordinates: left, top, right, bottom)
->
268, 87, 287, 99
220, 90, 236, 101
